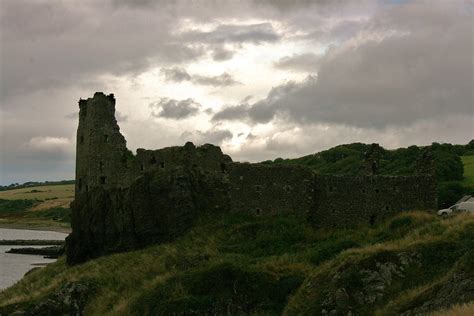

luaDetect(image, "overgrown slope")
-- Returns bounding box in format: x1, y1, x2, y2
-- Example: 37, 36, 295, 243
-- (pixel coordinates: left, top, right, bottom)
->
1, 211, 472, 315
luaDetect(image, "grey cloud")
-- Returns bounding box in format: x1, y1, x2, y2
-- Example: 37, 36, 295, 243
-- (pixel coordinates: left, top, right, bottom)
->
180, 22, 280, 45
161, 67, 240, 87
194, 73, 240, 86
212, 80, 300, 123
212, 47, 235, 61
214, 3, 473, 129
212, 104, 249, 122
0, 0, 363, 103
306, 19, 366, 44
150, 98, 201, 119
0, 1, 208, 102
180, 129, 233, 145
161, 67, 192, 82
274, 53, 322, 72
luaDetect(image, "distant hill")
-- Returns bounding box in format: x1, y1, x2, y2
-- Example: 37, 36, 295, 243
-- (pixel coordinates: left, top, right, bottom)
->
0, 180, 74, 192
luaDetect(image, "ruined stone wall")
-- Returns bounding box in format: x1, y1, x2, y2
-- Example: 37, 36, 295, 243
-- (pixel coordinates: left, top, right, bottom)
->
312, 175, 438, 228
76, 93, 232, 193
69, 92, 438, 264
227, 163, 314, 216
133, 142, 232, 175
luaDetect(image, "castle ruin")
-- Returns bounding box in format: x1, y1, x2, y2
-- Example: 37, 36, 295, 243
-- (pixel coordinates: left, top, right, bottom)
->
66, 93, 437, 263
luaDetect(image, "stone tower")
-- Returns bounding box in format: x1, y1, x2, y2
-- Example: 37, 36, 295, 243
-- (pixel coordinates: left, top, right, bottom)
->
75, 92, 129, 194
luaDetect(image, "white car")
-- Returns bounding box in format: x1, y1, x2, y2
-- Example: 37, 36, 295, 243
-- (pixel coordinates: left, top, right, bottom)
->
438, 202, 474, 216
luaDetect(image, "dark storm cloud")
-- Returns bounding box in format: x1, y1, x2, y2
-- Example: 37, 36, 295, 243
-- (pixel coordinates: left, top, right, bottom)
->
161, 68, 240, 87
0, 1, 287, 104
0, 0, 206, 102
150, 98, 201, 119
214, 2, 473, 129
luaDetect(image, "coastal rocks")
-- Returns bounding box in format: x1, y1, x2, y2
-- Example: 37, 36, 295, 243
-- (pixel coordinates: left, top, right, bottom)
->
7, 246, 64, 258
0, 240, 64, 246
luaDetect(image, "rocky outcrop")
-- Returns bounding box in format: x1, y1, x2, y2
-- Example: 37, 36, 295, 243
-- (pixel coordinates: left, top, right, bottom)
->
318, 252, 423, 315
3, 282, 95, 316
400, 271, 474, 315
285, 239, 471, 315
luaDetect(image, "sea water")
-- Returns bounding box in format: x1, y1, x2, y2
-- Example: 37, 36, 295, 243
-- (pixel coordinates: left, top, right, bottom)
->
0, 228, 68, 290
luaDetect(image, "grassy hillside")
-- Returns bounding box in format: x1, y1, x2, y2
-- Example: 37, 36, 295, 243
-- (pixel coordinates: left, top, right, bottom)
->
0, 184, 73, 231
0, 184, 74, 202
1, 211, 472, 315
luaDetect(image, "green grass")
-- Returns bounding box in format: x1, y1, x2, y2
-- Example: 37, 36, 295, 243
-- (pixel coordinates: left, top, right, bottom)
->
0, 199, 35, 214
0, 184, 74, 200
0, 184, 73, 230
461, 155, 474, 188
1, 211, 472, 315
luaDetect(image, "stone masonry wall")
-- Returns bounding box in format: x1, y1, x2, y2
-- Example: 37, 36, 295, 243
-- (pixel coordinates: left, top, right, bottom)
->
312, 175, 438, 228
76, 92, 130, 193
227, 163, 314, 216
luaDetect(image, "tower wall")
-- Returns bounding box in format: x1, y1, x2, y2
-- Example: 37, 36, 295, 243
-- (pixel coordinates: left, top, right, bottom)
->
75, 92, 130, 194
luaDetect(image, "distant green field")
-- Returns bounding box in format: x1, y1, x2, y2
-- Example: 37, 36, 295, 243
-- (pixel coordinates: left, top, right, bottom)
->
0, 184, 74, 230
0, 184, 75, 200
461, 155, 474, 188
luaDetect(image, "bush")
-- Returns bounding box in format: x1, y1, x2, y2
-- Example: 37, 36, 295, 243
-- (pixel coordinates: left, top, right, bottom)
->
132, 262, 304, 315
0, 199, 35, 213
308, 238, 359, 265
438, 181, 466, 208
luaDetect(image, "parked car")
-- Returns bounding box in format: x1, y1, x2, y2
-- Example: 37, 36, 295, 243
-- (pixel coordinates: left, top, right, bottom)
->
437, 202, 474, 216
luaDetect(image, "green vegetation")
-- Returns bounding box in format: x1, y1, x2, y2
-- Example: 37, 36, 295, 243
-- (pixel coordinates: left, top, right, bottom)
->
0, 199, 35, 214
0, 184, 74, 200
1, 211, 472, 315
0, 184, 73, 230
0, 180, 74, 192
461, 155, 474, 188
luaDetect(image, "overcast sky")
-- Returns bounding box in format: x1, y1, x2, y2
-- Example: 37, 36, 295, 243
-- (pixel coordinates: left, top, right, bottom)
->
0, 0, 473, 185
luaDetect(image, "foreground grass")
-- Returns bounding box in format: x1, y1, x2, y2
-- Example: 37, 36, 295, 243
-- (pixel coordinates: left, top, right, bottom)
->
432, 302, 474, 316
1, 211, 472, 315
461, 155, 474, 188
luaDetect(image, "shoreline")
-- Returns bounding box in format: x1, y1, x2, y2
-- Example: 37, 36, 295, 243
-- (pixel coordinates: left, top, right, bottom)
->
0, 223, 71, 234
